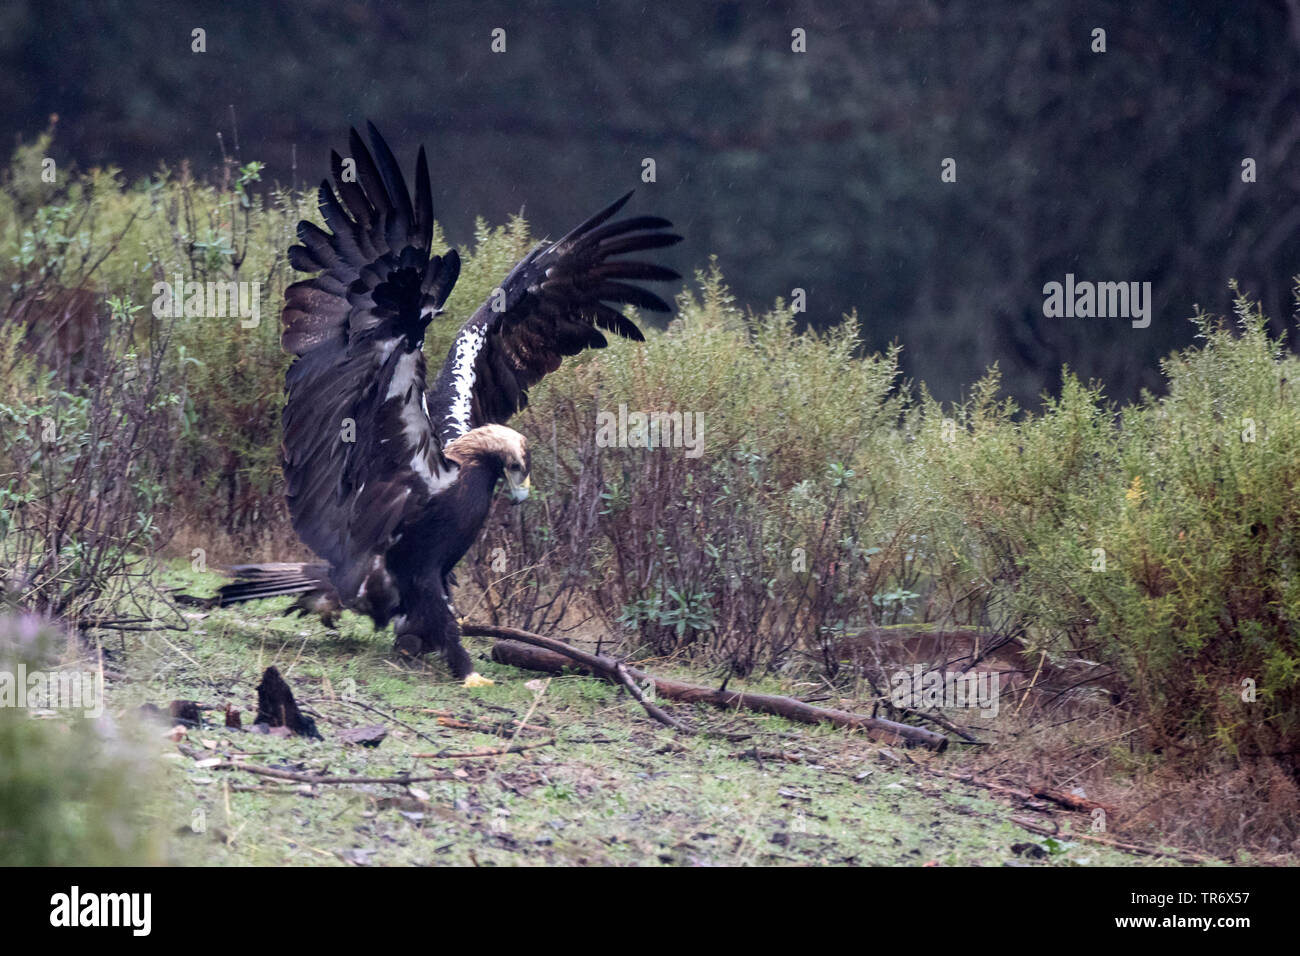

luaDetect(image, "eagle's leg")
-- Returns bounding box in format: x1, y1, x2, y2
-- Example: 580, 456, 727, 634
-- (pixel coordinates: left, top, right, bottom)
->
425, 617, 490, 686
445, 640, 478, 683
443, 584, 492, 687
391, 592, 493, 687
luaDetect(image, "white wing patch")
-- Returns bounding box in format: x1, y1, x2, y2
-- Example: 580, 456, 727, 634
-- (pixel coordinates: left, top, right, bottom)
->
384, 349, 421, 401
399, 398, 458, 493
384, 349, 459, 495
446, 325, 487, 440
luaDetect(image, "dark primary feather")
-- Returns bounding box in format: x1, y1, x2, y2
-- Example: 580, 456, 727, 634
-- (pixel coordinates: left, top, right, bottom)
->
426, 190, 683, 444
279, 123, 457, 612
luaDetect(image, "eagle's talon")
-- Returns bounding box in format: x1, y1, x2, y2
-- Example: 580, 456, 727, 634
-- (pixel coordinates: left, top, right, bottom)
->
462, 672, 495, 688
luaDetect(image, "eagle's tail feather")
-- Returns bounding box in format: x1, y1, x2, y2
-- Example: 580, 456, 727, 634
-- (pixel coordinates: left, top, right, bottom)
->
214, 563, 343, 627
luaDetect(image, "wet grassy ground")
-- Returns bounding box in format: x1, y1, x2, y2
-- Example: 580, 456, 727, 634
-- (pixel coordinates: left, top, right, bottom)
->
106, 569, 1186, 867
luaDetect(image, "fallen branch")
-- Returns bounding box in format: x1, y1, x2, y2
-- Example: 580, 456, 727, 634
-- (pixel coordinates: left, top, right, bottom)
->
490, 640, 573, 674
887, 703, 983, 743
615, 659, 695, 733
413, 740, 555, 759
207, 761, 459, 786
475, 626, 947, 751
731, 748, 805, 764
488, 634, 691, 731
929, 768, 1213, 863
1009, 815, 1220, 865
436, 716, 550, 737
925, 768, 1116, 815
1033, 787, 1112, 814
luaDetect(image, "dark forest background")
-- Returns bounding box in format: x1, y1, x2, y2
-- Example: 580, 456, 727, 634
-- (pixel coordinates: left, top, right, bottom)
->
4, 0, 1300, 405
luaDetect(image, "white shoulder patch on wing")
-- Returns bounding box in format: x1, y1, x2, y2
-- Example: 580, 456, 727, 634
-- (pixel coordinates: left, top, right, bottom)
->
446, 325, 487, 439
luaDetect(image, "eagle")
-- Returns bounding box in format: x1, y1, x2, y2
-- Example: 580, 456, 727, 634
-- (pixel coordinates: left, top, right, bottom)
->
215, 123, 681, 685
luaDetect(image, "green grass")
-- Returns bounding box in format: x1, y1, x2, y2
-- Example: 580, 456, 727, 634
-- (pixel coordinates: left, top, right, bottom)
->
89, 565, 1176, 867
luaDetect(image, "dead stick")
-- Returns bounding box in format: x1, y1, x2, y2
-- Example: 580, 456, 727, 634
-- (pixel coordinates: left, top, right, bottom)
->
436, 716, 550, 736
925, 767, 1116, 815
1010, 815, 1219, 865
491, 640, 572, 674
474, 626, 947, 751
483, 630, 689, 731
303, 696, 441, 746
413, 740, 555, 759
1015, 650, 1047, 716
889, 702, 982, 743
207, 761, 459, 786
616, 659, 694, 732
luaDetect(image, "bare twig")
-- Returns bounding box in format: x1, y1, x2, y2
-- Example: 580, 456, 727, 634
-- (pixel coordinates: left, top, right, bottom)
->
206, 761, 459, 786
414, 740, 555, 759
436, 716, 549, 736
303, 695, 440, 746
1009, 815, 1221, 866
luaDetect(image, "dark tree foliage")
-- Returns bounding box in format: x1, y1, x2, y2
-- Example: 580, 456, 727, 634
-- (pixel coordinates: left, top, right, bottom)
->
5, 0, 1298, 404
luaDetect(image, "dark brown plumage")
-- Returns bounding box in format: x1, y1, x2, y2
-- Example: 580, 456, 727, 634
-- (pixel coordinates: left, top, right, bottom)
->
212, 123, 681, 684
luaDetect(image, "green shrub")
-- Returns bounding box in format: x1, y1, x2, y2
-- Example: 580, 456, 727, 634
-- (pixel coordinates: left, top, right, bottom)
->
903, 292, 1300, 763
1085, 296, 1300, 757
468, 263, 919, 674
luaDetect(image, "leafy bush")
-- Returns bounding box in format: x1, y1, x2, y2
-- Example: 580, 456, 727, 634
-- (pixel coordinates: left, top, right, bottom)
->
0, 205, 178, 624
1084, 296, 1300, 759
899, 292, 1300, 765
470, 264, 918, 675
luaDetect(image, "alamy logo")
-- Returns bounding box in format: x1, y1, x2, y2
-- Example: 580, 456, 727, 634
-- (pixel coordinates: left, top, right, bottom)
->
889, 664, 1000, 718
49, 886, 151, 936
1042, 273, 1152, 329
595, 403, 704, 458
151, 277, 261, 328
0, 664, 103, 717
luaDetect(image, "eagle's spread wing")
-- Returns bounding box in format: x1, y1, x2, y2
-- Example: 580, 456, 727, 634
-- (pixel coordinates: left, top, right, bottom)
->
426, 192, 682, 444
280, 123, 459, 612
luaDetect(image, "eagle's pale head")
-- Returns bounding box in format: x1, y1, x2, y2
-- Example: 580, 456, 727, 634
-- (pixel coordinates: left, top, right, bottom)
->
445, 424, 531, 503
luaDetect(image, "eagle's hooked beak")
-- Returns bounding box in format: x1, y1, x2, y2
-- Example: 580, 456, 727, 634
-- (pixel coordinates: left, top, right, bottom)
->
505, 471, 530, 504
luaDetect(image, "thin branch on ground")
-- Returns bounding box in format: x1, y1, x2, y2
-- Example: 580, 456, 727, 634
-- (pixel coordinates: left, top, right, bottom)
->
413, 740, 555, 759
303, 695, 441, 746
206, 760, 462, 786
476, 625, 948, 750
